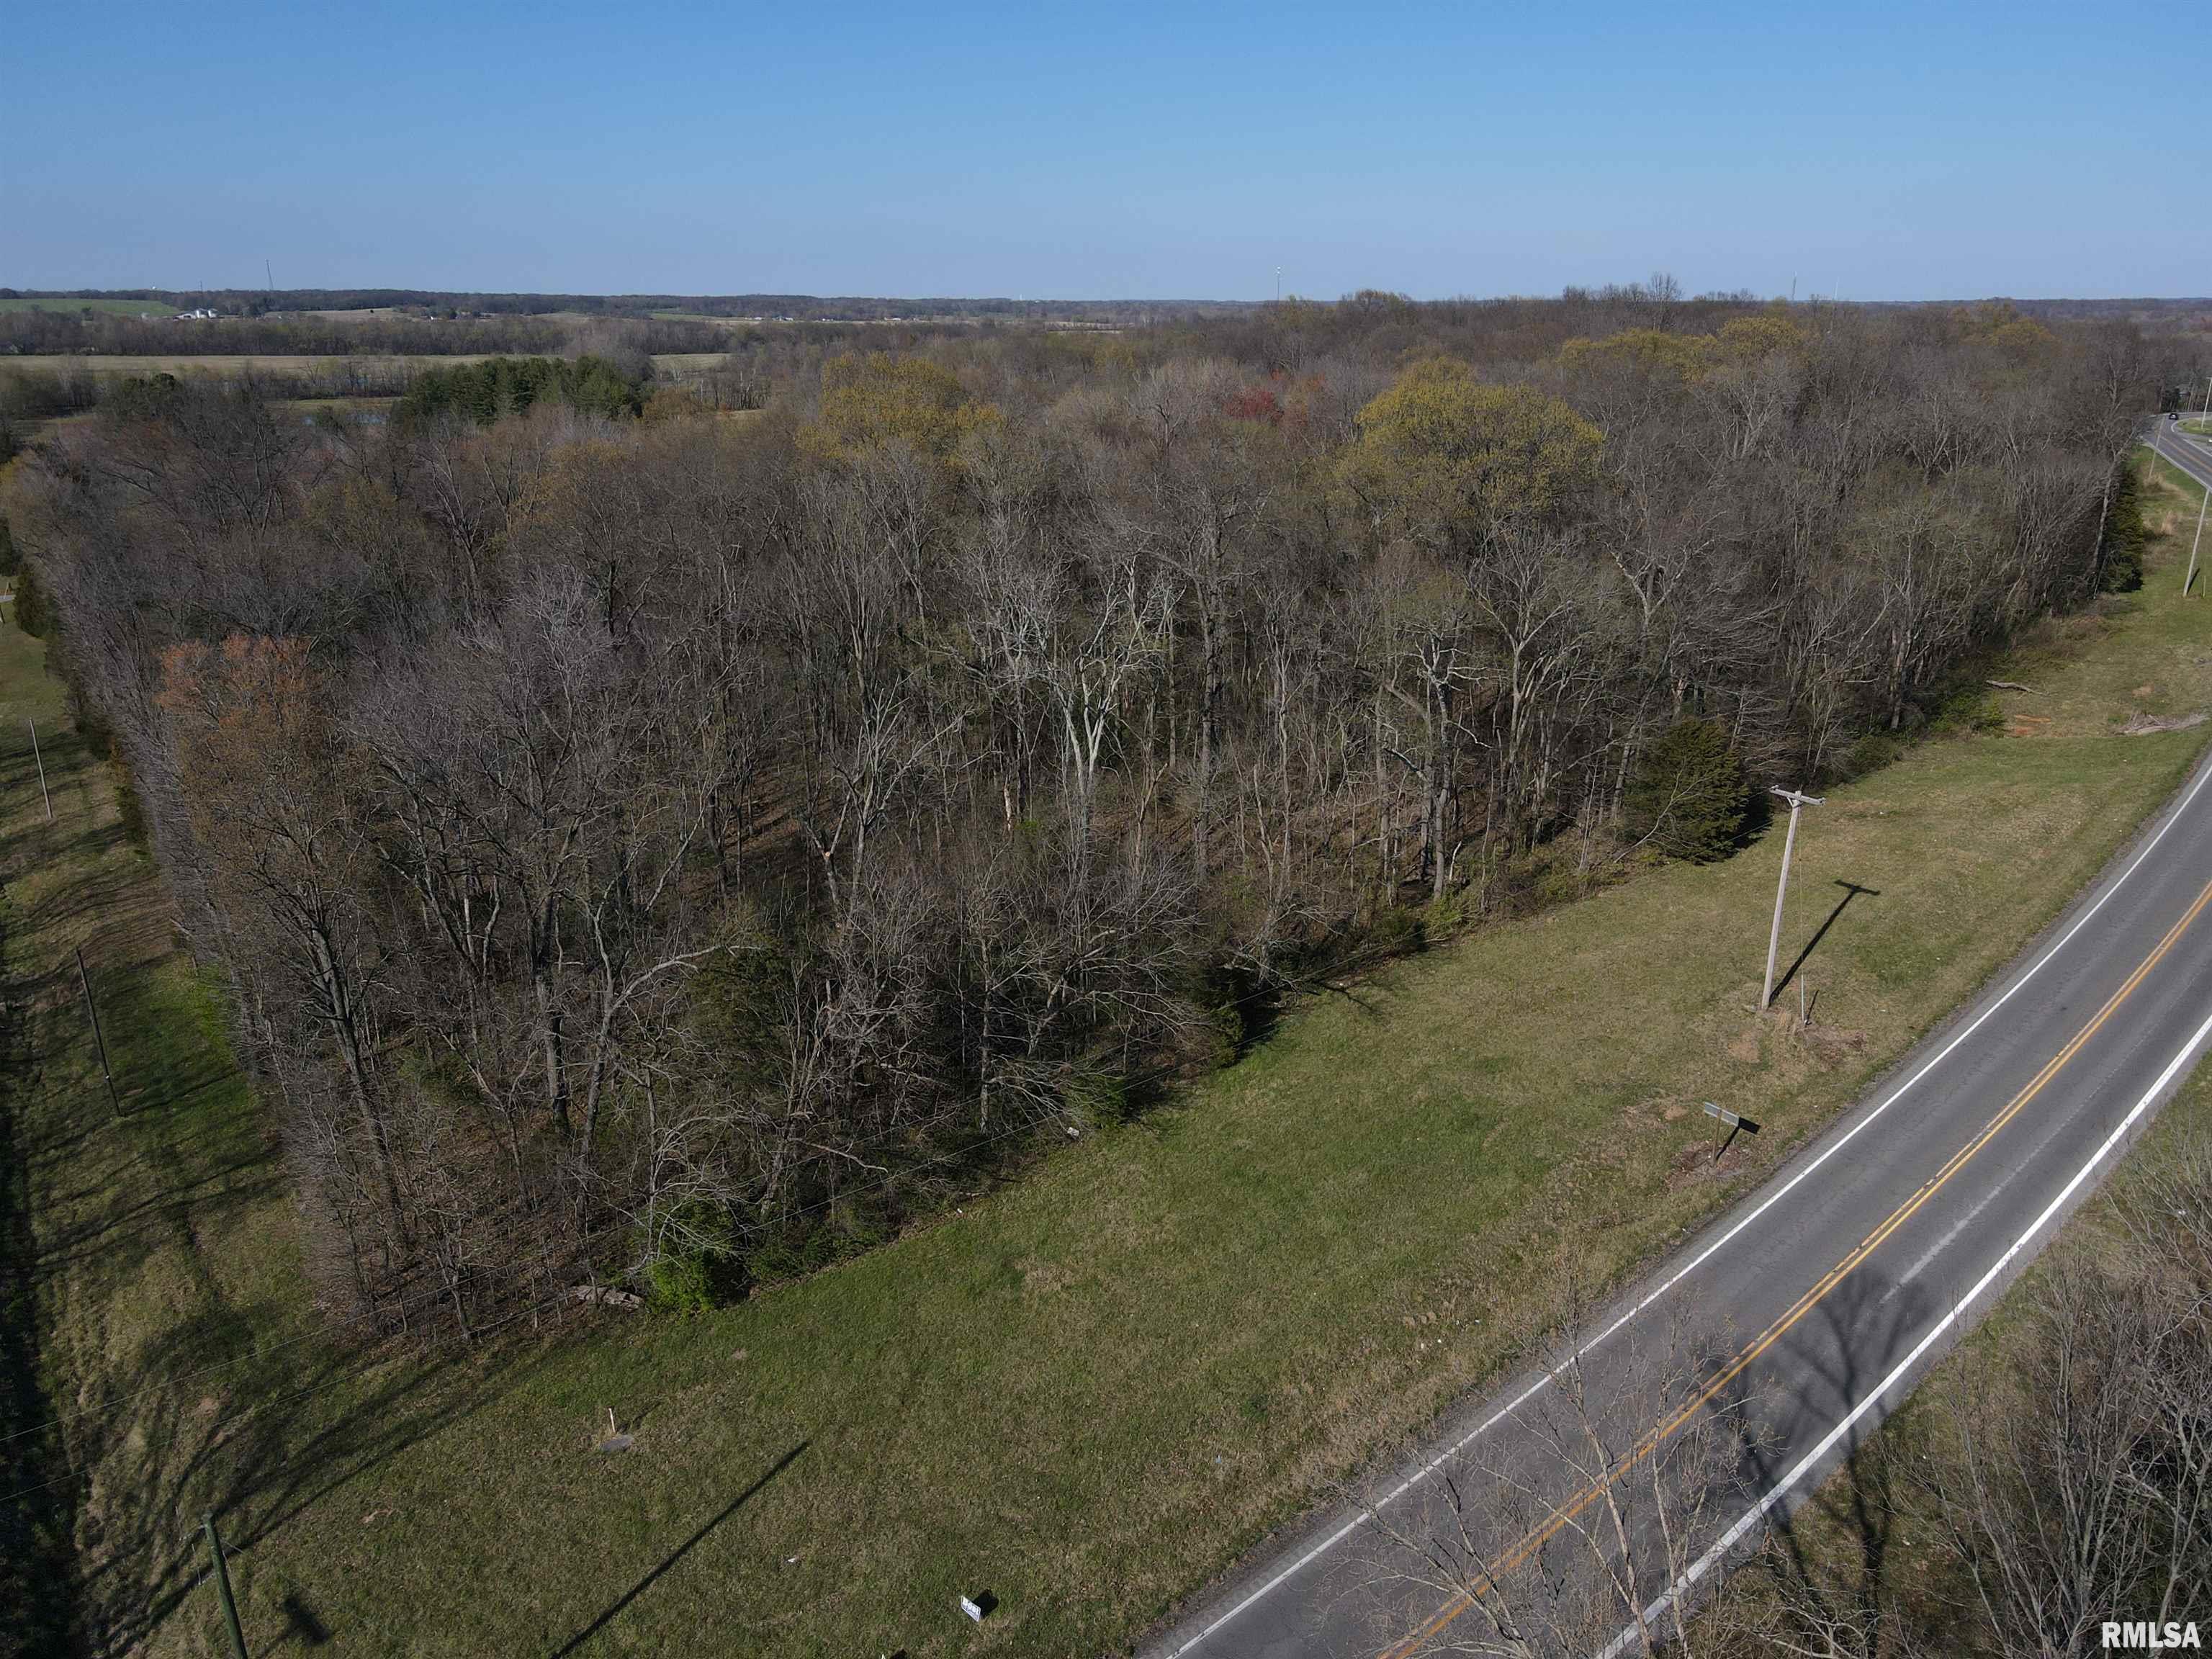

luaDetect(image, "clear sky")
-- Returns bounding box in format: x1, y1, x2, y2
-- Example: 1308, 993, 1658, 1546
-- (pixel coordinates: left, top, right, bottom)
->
2, 0, 2199, 301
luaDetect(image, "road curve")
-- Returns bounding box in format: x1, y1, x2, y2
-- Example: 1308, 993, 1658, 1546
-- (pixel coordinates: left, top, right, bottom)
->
2152, 416, 2212, 494
1149, 624, 2212, 1658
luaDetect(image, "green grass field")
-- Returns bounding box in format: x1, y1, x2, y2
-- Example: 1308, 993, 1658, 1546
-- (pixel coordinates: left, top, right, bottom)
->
6, 351, 719, 385
10, 451, 2212, 1657
0, 297, 169, 318
0, 353, 504, 378
2182, 416, 2212, 438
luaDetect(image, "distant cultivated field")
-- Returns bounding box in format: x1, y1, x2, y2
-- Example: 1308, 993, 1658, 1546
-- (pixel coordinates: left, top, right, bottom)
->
0, 297, 166, 317
0, 354, 503, 377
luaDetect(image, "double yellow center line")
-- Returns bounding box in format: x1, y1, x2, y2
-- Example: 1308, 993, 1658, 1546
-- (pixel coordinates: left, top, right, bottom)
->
1383, 870, 2212, 1658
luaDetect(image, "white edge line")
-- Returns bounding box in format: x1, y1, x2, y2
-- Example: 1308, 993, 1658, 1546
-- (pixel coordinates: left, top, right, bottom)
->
1881, 1175, 2007, 1305
1164, 750, 2212, 1657
1595, 999, 2212, 1659
2152, 426, 2212, 492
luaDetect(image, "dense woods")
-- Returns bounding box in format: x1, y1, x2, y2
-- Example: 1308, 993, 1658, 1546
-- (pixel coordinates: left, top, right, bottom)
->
3, 294, 2177, 1341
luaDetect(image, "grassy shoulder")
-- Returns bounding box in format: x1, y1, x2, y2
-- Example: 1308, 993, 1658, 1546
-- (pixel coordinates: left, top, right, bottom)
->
15, 451, 2212, 1657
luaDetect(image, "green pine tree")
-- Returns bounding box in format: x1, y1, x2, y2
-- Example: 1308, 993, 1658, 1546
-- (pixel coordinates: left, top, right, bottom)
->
1625, 717, 1750, 862
2099, 462, 2147, 593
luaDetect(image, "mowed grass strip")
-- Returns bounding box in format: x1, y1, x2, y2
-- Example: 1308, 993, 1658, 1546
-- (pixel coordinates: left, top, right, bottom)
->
27, 451, 2212, 1658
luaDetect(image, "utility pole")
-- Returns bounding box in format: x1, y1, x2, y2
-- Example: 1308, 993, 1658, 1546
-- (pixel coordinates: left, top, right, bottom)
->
1762, 786, 1825, 1009
75, 947, 122, 1120
2184, 377, 2212, 599
202, 1511, 249, 1659
27, 719, 51, 820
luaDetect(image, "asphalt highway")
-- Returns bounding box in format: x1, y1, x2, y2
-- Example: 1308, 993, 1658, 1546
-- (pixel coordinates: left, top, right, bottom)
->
1150, 544, 2212, 1658
2152, 415, 2212, 495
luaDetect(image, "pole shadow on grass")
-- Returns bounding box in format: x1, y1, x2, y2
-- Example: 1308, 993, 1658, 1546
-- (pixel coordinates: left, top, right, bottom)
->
58, 1332, 554, 1656
1770, 881, 1880, 1004
550, 1440, 810, 1657
277, 1591, 331, 1647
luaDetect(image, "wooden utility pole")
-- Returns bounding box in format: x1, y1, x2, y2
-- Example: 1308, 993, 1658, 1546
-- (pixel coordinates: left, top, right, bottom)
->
2167, 382, 2203, 606
2189, 483, 2211, 600
2182, 377, 2211, 599
75, 947, 122, 1120
27, 719, 51, 820
202, 1511, 248, 1659
1762, 787, 1825, 1009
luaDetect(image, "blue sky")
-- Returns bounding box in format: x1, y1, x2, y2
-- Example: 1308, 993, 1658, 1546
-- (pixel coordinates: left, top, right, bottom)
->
1, 0, 2199, 300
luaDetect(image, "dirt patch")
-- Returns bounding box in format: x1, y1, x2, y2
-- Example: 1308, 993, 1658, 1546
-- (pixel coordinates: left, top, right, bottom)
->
1801, 1023, 1871, 1068
1665, 1137, 1752, 1192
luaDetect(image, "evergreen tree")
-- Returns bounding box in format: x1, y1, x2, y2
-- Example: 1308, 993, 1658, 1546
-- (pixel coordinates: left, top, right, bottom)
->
2099, 462, 2147, 593
1625, 718, 1750, 862
12, 557, 48, 638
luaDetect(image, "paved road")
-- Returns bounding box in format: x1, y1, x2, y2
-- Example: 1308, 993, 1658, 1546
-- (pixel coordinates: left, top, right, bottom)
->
2152, 416, 2212, 494
1151, 645, 2212, 1656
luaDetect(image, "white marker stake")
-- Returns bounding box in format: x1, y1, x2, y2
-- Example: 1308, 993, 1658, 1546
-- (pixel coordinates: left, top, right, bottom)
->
1702, 1100, 1761, 1159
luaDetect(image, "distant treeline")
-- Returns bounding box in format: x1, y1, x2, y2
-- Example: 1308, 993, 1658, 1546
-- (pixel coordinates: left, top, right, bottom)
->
1871, 295, 2212, 327
9, 283, 2208, 328
9, 285, 2203, 371
0, 288, 1251, 325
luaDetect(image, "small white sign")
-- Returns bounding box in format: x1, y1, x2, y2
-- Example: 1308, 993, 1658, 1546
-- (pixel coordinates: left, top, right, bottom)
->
959, 1595, 986, 1623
